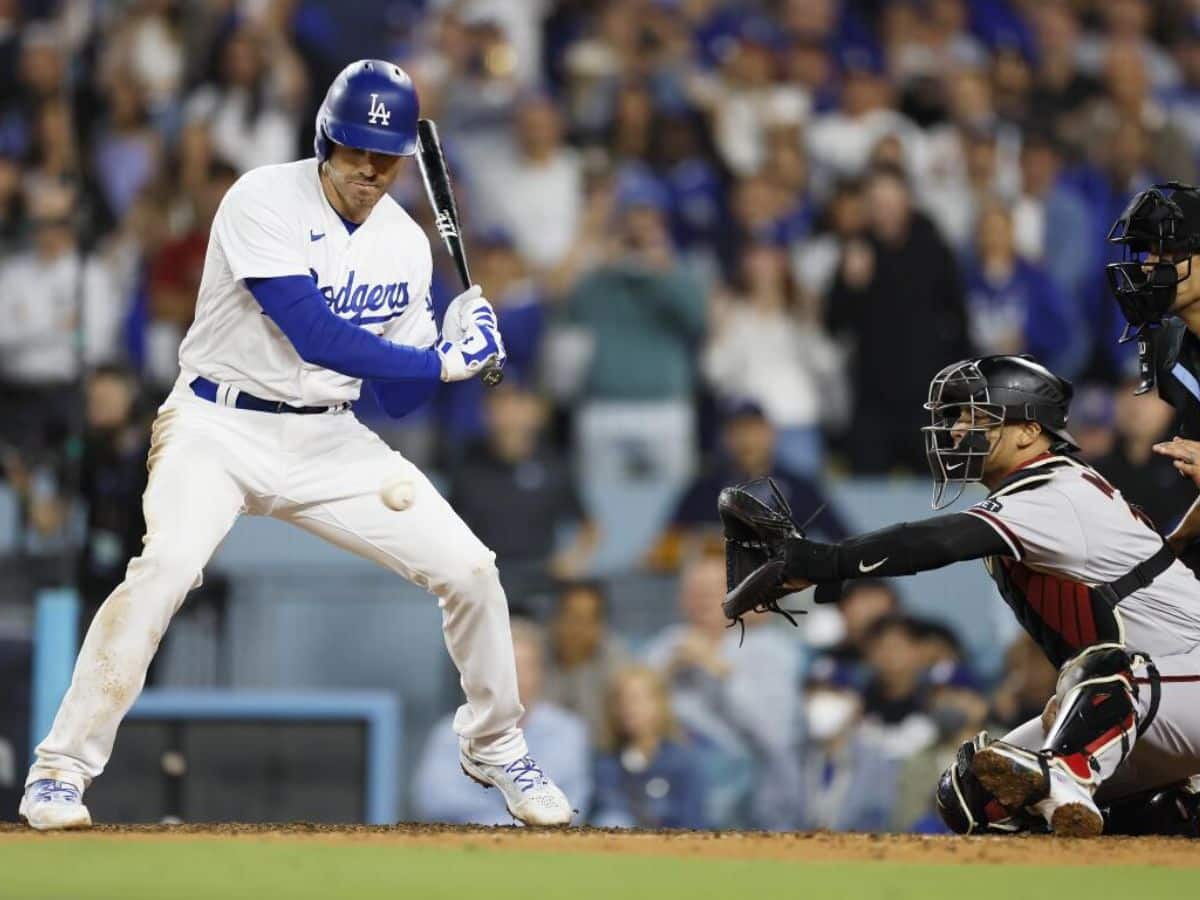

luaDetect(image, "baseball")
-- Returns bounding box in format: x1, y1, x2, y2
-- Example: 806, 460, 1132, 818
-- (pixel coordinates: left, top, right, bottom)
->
381, 478, 414, 511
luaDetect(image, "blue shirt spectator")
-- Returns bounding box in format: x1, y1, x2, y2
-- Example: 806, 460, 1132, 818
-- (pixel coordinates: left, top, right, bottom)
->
964, 203, 1076, 373
589, 665, 708, 830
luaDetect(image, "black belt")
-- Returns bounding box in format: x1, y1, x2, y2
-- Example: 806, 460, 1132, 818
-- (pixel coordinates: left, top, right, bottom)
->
189, 377, 345, 415
1094, 542, 1177, 609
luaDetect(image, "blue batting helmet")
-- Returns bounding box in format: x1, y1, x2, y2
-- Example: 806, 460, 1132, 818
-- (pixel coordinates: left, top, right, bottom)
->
314, 59, 419, 161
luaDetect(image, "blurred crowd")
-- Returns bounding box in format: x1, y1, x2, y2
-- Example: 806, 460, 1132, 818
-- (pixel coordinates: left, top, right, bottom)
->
2, 0, 1200, 830
413, 567, 1065, 831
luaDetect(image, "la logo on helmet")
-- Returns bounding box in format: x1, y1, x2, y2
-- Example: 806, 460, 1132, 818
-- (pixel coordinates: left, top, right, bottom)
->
367, 93, 391, 126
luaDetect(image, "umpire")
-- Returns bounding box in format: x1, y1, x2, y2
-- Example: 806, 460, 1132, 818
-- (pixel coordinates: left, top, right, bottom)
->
1106, 181, 1200, 562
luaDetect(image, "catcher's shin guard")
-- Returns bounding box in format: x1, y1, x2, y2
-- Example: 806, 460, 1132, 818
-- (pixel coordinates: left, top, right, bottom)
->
935, 733, 1039, 835
1041, 643, 1158, 789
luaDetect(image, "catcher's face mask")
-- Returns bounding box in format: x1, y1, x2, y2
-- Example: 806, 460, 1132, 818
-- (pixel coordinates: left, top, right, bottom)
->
1106, 184, 1200, 394
923, 360, 1005, 510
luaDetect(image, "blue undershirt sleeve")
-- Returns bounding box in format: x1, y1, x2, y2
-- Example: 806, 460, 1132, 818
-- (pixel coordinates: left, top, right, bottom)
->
245, 275, 441, 383
369, 378, 438, 418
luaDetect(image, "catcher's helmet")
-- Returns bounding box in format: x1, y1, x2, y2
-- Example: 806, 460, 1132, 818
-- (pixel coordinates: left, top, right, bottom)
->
923, 355, 1077, 509
314, 59, 419, 161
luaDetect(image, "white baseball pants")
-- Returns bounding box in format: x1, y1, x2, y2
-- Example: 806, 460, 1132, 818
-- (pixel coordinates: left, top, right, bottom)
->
28, 382, 528, 789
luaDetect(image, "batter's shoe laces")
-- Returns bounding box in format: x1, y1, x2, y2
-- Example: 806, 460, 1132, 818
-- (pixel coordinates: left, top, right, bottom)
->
18, 779, 92, 831
459, 751, 573, 826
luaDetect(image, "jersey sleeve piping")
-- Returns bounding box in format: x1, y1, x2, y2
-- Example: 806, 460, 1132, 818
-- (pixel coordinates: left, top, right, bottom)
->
963, 507, 1025, 559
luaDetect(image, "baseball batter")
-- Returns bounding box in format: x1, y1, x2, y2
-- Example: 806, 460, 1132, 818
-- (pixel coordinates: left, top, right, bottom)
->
722, 355, 1200, 836
19, 61, 572, 829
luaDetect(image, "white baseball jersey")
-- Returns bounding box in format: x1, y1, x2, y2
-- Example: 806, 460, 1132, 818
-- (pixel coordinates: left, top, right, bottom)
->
177, 158, 437, 406
964, 454, 1200, 665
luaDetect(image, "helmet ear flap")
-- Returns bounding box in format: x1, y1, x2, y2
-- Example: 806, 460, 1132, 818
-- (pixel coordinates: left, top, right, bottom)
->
314, 118, 330, 161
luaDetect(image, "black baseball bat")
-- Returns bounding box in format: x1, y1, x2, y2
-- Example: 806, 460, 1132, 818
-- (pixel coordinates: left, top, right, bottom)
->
416, 118, 503, 387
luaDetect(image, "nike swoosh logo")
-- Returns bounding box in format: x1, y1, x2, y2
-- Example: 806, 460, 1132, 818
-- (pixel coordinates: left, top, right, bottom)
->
858, 557, 889, 573
945, 462, 964, 472
310, 230, 325, 242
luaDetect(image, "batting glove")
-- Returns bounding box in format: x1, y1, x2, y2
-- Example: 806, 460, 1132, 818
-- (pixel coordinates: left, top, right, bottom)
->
442, 285, 489, 343
437, 319, 507, 382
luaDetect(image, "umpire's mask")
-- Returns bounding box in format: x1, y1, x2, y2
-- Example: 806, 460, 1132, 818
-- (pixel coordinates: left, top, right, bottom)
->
923, 359, 1004, 510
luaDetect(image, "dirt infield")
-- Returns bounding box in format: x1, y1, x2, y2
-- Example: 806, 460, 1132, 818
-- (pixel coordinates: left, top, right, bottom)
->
1, 822, 1197, 868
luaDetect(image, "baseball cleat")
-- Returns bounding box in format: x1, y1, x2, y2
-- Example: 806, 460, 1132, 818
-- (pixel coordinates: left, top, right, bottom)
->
973, 742, 1105, 837
972, 741, 1051, 810
18, 779, 92, 831
459, 751, 573, 826
1051, 801, 1104, 838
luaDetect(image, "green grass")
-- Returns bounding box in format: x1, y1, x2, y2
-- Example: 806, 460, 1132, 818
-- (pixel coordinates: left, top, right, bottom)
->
0, 839, 1191, 900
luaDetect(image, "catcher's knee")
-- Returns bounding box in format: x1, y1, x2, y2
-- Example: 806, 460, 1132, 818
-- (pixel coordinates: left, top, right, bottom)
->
1043, 644, 1155, 785
935, 734, 1031, 835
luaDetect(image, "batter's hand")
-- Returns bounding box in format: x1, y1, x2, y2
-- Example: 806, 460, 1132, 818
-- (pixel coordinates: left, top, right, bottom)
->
443, 284, 485, 343
1153, 436, 1200, 488
437, 318, 506, 382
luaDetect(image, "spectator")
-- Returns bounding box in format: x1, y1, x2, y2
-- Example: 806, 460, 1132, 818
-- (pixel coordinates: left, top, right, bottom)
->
827, 164, 970, 474
652, 401, 847, 570
910, 618, 964, 671
1161, 23, 1200, 157
90, 74, 162, 224
859, 614, 938, 760
183, 23, 302, 173
962, 201, 1075, 373
0, 180, 123, 461
1070, 385, 1118, 463
1028, 5, 1099, 143
792, 176, 866, 301
703, 238, 846, 475
468, 94, 583, 272
1011, 132, 1095, 313
989, 632, 1059, 732
807, 47, 920, 185
644, 553, 803, 829
449, 382, 599, 592
77, 365, 149, 627
591, 665, 708, 829
1082, 41, 1196, 187
566, 167, 707, 495
819, 579, 901, 668
144, 162, 237, 391
543, 581, 630, 745
688, 15, 809, 177
1076, 0, 1181, 93
412, 618, 592, 825
796, 656, 897, 832
891, 660, 991, 832
98, 0, 187, 124
1096, 378, 1194, 534
919, 68, 1021, 252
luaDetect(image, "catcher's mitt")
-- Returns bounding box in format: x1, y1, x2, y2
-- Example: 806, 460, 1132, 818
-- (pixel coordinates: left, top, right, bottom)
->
719, 477, 807, 635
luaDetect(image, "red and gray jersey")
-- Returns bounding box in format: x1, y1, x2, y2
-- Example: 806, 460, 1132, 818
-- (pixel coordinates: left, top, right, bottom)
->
965, 454, 1200, 667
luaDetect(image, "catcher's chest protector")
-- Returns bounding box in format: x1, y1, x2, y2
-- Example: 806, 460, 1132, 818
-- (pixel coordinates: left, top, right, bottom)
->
969, 456, 1192, 667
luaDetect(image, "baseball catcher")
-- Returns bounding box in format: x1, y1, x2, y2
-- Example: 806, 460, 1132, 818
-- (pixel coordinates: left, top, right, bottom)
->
722, 354, 1200, 836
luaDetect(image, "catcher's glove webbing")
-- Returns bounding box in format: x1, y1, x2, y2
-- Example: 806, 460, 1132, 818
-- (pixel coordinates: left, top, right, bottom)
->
719, 477, 808, 637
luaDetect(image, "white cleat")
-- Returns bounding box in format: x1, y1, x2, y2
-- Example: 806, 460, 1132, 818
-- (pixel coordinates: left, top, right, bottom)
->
459, 752, 573, 826
19, 779, 93, 831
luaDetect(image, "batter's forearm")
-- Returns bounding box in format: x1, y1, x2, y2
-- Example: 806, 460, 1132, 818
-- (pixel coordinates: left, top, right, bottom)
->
246, 276, 441, 382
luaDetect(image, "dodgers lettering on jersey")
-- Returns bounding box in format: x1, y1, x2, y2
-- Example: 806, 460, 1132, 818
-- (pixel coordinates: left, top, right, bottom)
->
964, 454, 1200, 665
312, 268, 412, 324
178, 159, 436, 406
